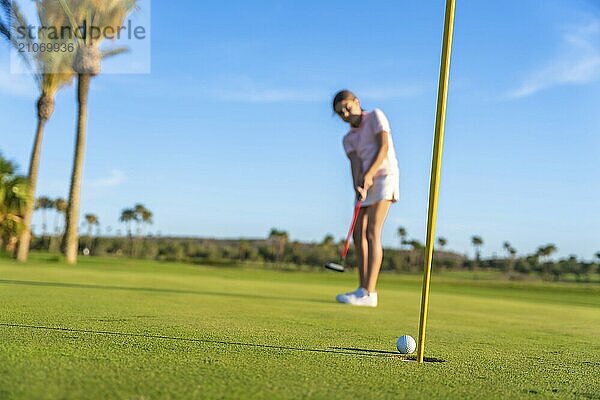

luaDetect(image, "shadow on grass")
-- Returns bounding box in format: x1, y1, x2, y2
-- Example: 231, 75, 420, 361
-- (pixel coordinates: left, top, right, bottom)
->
0, 279, 331, 304
330, 347, 445, 363
0, 323, 437, 360
329, 346, 398, 355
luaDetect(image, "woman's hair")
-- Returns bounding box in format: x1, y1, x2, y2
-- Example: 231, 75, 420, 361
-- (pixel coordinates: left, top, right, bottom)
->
332, 89, 358, 113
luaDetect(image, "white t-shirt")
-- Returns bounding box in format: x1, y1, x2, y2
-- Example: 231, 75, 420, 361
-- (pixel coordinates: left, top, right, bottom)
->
342, 109, 399, 178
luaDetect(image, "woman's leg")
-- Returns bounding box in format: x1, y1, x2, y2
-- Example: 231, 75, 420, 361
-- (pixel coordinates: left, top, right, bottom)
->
365, 200, 392, 293
353, 208, 369, 289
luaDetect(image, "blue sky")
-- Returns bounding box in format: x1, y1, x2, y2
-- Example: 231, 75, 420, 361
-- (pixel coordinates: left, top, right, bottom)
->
1, 0, 599, 259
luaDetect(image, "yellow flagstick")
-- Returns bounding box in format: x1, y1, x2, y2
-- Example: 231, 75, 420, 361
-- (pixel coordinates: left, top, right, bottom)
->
417, 0, 456, 365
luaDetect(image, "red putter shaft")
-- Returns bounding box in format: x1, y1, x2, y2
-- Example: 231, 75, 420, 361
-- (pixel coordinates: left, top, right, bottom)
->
341, 201, 362, 260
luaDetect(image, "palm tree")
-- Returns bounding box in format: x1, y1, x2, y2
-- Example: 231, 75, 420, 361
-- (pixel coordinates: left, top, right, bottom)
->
132, 204, 152, 257
35, 196, 54, 239
502, 241, 517, 273
133, 204, 152, 236
83, 213, 99, 251
502, 241, 511, 256
437, 237, 447, 251
546, 244, 557, 260
49, 197, 67, 252
0, 155, 31, 254
120, 208, 137, 256
133, 204, 143, 236
51, 198, 63, 237
321, 234, 335, 247
269, 228, 289, 263
58, 0, 138, 264
407, 239, 424, 250
54, 198, 68, 231
406, 239, 424, 271
536, 244, 557, 263
1, 1, 75, 262
84, 214, 98, 236
120, 208, 137, 236
141, 209, 153, 226
397, 226, 407, 250
471, 235, 483, 261
536, 244, 557, 279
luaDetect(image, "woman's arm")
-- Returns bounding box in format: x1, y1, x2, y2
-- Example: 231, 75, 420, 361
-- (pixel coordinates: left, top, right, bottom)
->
361, 131, 390, 190
347, 151, 366, 201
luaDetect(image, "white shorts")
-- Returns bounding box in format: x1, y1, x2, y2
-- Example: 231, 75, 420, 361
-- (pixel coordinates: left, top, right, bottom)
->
361, 174, 400, 207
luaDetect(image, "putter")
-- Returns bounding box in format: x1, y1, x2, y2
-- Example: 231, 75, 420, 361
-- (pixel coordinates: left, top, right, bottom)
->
325, 201, 362, 272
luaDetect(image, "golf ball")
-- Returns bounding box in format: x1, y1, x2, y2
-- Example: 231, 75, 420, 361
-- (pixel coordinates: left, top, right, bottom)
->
396, 335, 417, 354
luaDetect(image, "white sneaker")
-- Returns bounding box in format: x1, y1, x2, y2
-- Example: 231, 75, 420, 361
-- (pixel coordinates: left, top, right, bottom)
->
336, 287, 364, 304
336, 288, 378, 307
349, 291, 378, 307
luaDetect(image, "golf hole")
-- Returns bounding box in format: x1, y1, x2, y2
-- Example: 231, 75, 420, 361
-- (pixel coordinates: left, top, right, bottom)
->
393, 355, 446, 363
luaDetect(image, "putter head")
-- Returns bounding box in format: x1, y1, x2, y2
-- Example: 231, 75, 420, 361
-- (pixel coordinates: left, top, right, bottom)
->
324, 262, 345, 272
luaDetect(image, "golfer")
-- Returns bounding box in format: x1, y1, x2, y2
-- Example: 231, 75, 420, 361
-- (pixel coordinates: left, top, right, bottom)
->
333, 90, 400, 307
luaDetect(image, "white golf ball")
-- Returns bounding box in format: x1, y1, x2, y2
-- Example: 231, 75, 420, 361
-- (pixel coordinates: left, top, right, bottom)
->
396, 335, 417, 354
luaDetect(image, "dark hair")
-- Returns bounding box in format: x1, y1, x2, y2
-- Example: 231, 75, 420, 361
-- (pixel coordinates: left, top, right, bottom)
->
332, 89, 358, 112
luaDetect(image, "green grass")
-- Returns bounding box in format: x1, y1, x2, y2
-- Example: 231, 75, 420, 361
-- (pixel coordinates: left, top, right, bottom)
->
1, 254, 599, 399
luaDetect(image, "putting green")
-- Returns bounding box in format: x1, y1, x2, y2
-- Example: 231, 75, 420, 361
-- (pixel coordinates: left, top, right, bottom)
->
1, 254, 598, 399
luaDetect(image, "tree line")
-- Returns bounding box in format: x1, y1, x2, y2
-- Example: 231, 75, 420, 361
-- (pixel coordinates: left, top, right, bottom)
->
3, 151, 599, 282
18, 217, 600, 282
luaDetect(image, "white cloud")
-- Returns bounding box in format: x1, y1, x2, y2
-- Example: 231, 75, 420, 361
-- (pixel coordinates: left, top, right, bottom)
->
88, 169, 127, 189
508, 19, 600, 99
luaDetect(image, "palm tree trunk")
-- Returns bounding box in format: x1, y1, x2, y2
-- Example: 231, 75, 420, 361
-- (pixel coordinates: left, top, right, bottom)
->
16, 113, 48, 262
6, 236, 18, 254
128, 222, 133, 257
64, 74, 91, 264
42, 209, 48, 242
49, 211, 59, 253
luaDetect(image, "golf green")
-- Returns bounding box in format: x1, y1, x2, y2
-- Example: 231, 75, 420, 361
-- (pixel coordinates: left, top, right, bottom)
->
1, 255, 598, 399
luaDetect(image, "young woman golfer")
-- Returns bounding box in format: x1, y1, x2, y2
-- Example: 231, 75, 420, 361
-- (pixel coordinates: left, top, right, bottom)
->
333, 90, 400, 307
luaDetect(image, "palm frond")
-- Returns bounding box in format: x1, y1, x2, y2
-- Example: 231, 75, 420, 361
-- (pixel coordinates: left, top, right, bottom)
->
101, 46, 129, 59
0, 24, 7, 41
4, 2, 35, 74
9, 3, 34, 47
39, 0, 68, 29
39, 48, 75, 95
4, 214, 24, 224
56, 0, 83, 47
0, 175, 31, 219
0, 0, 10, 40
0, 154, 16, 176
91, 0, 138, 43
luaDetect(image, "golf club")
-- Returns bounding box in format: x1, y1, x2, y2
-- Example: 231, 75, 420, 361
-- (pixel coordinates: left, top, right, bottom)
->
325, 201, 362, 272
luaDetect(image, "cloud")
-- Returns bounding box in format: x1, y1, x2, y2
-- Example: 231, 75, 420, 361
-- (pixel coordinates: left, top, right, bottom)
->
508, 19, 600, 99
88, 169, 127, 189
